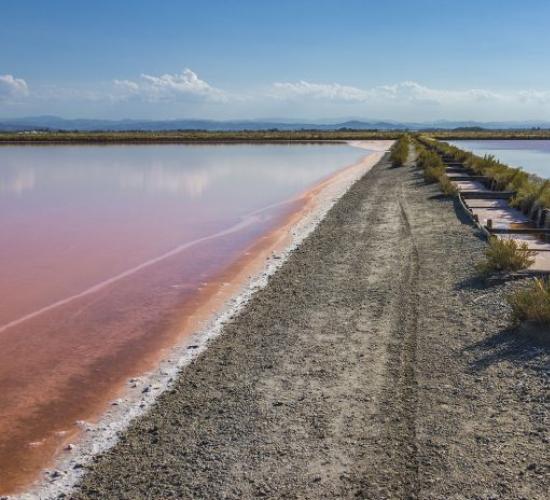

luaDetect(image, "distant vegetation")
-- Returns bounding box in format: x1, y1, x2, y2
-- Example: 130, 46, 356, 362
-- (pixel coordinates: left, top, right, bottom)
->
431, 129, 550, 140
4, 128, 550, 144
0, 130, 400, 144
390, 135, 410, 166
508, 278, 550, 327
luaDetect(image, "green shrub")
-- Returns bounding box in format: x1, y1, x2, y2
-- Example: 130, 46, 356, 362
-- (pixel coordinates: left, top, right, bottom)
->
439, 175, 458, 196
476, 237, 536, 275
424, 164, 445, 183
508, 278, 550, 327
413, 140, 457, 195
390, 135, 409, 167
510, 180, 550, 210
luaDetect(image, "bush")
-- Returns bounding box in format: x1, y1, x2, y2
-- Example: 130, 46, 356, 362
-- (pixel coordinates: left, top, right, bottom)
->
508, 278, 550, 327
424, 164, 445, 183
413, 140, 457, 193
439, 175, 458, 196
390, 135, 409, 167
476, 237, 536, 275
511, 180, 550, 210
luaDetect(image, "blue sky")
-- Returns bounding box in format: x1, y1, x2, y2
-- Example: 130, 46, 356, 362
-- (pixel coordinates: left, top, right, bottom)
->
1, 0, 550, 121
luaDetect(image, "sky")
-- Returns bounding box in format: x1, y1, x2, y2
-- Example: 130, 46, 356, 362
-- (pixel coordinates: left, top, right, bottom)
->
2, 0, 550, 122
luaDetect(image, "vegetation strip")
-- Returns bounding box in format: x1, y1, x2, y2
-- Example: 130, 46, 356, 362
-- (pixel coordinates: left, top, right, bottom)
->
0, 130, 401, 144
413, 136, 550, 333
5, 129, 550, 144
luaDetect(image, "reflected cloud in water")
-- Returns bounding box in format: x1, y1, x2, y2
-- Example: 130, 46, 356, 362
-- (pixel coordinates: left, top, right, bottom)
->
0, 169, 36, 195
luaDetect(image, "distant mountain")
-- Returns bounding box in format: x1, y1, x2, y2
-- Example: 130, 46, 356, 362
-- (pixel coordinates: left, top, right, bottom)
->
1, 116, 550, 132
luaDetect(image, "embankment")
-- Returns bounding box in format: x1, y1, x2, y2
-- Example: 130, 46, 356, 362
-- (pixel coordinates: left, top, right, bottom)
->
42, 148, 550, 498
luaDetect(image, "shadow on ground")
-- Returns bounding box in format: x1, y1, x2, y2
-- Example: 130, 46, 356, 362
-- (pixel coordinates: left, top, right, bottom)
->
465, 326, 549, 372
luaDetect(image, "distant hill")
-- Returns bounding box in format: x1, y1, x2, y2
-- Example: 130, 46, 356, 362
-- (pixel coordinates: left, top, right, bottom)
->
1, 116, 550, 132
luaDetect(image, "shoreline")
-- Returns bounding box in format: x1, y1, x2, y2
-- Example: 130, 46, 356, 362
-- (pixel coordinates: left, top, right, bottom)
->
13, 140, 392, 499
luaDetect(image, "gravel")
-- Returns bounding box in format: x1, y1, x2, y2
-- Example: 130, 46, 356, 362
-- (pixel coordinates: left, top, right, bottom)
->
71, 150, 549, 499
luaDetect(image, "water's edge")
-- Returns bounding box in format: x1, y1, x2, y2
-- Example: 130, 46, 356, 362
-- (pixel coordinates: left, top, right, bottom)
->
17, 140, 391, 499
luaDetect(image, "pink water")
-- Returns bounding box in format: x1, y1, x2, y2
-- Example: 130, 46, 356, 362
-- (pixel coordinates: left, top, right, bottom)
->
0, 143, 365, 493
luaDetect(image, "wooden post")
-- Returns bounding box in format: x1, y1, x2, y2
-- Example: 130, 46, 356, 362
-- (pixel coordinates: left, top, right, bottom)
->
487, 219, 493, 230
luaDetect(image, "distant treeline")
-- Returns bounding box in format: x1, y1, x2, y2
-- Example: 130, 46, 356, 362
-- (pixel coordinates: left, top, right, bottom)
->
430, 129, 550, 140
3, 128, 550, 144
0, 130, 400, 144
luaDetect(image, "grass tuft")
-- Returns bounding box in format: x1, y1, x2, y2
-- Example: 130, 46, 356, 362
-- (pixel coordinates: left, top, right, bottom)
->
476, 237, 536, 275
439, 175, 458, 196
390, 135, 409, 167
507, 278, 550, 327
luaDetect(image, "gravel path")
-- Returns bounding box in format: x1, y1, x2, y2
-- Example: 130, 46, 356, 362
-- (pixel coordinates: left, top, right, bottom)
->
72, 150, 549, 499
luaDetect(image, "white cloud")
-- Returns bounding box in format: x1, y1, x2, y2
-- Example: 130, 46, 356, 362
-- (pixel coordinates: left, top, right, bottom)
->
113, 79, 140, 94
270, 79, 550, 108
271, 81, 371, 101
114, 69, 228, 102
6, 68, 550, 122
0, 74, 29, 101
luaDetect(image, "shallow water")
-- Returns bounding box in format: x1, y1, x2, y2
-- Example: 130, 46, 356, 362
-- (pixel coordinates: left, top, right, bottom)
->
0, 143, 365, 493
449, 139, 550, 178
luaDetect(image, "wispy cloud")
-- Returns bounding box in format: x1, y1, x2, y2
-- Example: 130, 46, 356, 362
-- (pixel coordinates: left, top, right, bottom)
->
114, 69, 228, 102
0, 74, 29, 101
5, 69, 550, 121
270, 79, 550, 107
271, 81, 371, 101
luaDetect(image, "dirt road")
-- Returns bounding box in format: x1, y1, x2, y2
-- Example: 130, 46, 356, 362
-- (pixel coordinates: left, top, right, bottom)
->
73, 151, 549, 499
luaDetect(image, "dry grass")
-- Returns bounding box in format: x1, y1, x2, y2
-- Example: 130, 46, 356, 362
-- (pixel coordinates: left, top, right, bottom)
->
390, 135, 409, 167
508, 278, 550, 327
476, 237, 536, 275
439, 175, 458, 196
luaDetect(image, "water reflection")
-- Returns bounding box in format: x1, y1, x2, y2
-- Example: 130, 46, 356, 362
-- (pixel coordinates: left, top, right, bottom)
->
0, 143, 365, 334
0, 168, 35, 195
0, 144, 364, 200
449, 140, 550, 178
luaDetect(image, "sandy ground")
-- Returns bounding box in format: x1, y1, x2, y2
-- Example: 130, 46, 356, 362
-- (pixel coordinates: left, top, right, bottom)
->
51, 148, 550, 498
